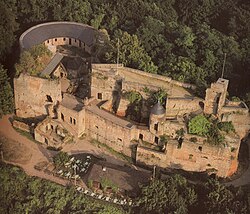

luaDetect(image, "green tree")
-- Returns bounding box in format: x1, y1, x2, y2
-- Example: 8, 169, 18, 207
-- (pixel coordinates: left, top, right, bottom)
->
197, 179, 248, 214
188, 115, 211, 136
218, 121, 235, 133
0, 1, 19, 60
137, 175, 197, 214
53, 151, 70, 169
0, 65, 14, 118
105, 30, 158, 73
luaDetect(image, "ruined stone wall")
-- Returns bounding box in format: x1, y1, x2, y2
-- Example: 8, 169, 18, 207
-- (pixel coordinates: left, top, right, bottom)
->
163, 120, 186, 138
136, 126, 156, 143
85, 109, 135, 156
204, 78, 228, 115
122, 80, 159, 93
119, 67, 196, 90
222, 113, 250, 139
136, 135, 239, 177
166, 97, 202, 117
91, 72, 118, 101
13, 120, 30, 132
137, 146, 167, 166
14, 74, 62, 118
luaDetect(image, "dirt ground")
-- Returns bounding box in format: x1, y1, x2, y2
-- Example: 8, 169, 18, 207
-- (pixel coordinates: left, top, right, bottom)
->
0, 136, 31, 164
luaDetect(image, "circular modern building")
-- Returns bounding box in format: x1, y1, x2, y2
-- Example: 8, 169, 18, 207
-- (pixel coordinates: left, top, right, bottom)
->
19, 21, 98, 53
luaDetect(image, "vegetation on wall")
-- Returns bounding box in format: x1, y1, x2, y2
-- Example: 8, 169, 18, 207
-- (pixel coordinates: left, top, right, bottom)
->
188, 115, 236, 145
188, 115, 211, 137
15, 44, 52, 77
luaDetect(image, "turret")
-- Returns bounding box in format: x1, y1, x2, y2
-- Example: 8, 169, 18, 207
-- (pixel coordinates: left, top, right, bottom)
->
204, 78, 229, 115
149, 101, 166, 135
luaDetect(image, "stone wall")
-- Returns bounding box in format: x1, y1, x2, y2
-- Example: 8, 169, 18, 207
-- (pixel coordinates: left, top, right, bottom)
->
119, 67, 196, 90
91, 69, 117, 101
136, 134, 239, 177
204, 78, 228, 115
13, 120, 30, 132
85, 109, 136, 156
14, 74, 62, 118
44, 37, 90, 53
57, 98, 86, 138
137, 146, 167, 166
166, 97, 202, 117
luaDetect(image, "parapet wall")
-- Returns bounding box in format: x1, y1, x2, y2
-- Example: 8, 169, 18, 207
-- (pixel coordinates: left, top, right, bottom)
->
92, 64, 196, 91
120, 67, 196, 90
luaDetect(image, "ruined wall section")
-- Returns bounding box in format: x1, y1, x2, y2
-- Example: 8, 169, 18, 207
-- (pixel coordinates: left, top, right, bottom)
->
14, 74, 62, 118
91, 68, 117, 101
166, 97, 202, 117
137, 135, 239, 177
204, 78, 229, 115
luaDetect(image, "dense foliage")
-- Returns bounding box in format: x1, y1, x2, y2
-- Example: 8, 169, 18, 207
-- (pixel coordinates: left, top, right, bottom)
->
188, 115, 211, 136
136, 175, 249, 214
0, 65, 14, 118
188, 115, 235, 145
0, 163, 126, 214
137, 175, 197, 214
53, 151, 70, 169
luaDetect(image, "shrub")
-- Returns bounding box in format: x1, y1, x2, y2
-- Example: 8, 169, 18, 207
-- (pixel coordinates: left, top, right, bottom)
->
218, 121, 235, 133
53, 151, 70, 168
188, 115, 211, 136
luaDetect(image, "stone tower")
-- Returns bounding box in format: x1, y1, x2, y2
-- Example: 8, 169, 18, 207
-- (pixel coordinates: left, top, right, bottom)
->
149, 101, 166, 136
204, 78, 229, 115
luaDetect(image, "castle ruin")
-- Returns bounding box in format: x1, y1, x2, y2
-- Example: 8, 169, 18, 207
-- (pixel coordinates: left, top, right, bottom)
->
14, 22, 250, 177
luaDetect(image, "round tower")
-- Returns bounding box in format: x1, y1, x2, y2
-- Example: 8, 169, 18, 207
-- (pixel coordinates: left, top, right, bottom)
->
149, 101, 166, 135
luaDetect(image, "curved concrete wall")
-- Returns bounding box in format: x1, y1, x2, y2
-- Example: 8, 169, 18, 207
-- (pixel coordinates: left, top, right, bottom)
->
19, 21, 98, 52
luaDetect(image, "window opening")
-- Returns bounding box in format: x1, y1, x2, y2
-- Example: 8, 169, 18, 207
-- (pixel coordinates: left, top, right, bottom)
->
97, 93, 102, 100
154, 137, 159, 144
154, 123, 158, 131
198, 146, 203, 152
61, 113, 64, 121
46, 95, 53, 102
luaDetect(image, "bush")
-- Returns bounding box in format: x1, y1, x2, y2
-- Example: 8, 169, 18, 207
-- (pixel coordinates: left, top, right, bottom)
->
53, 151, 70, 168
188, 115, 211, 136
218, 121, 235, 133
